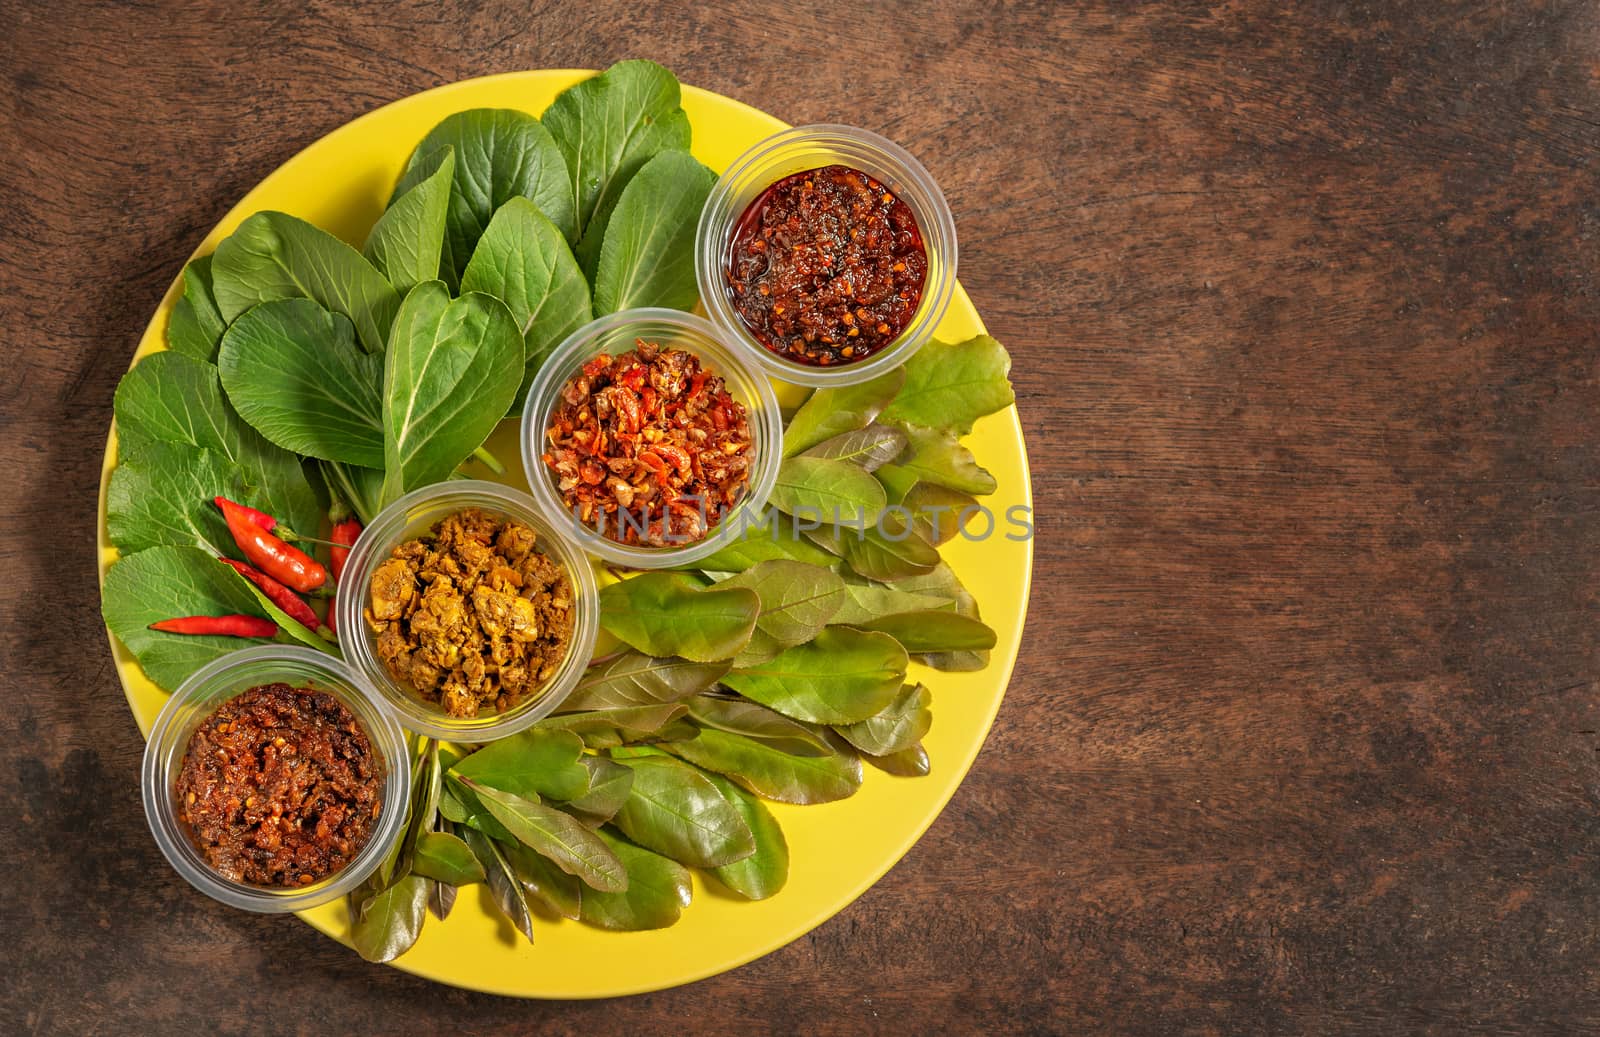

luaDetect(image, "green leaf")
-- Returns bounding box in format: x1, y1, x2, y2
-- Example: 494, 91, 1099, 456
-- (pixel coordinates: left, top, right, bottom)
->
539, 704, 690, 744
364, 147, 455, 293
563, 651, 728, 711
878, 424, 997, 496
460, 826, 536, 944
113, 350, 322, 537
685, 695, 834, 757
379, 282, 524, 507
504, 840, 582, 919
459, 195, 593, 406
611, 754, 755, 868
101, 545, 277, 689
598, 572, 759, 662
722, 626, 907, 725
579, 829, 691, 931
217, 298, 385, 467
879, 334, 1014, 435
769, 456, 886, 527
856, 610, 997, 653
211, 210, 401, 354
836, 516, 940, 582
225, 563, 336, 656
685, 514, 842, 573
411, 831, 486, 886
592, 150, 716, 314
544, 59, 693, 259
702, 773, 789, 900
835, 683, 932, 756
448, 729, 589, 802
107, 448, 252, 556
460, 779, 627, 892
427, 879, 457, 921
563, 755, 635, 822
716, 560, 846, 655
782, 368, 905, 457
892, 563, 992, 671
901, 482, 980, 545
830, 578, 953, 627
351, 873, 428, 963
864, 742, 931, 777
393, 108, 576, 287
166, 256, 227, 361
801, 424, 907, 472
666, 726, 862, 805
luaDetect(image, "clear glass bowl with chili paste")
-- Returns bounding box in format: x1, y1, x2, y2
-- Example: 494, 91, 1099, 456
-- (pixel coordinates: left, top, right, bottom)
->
141, 646, 410, 913
696, 124, 959, 387
519, 308, 783, 568
334, 480, 600, 742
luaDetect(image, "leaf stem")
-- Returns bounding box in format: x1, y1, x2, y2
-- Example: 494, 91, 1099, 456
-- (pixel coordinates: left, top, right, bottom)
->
469, 445, 507, 475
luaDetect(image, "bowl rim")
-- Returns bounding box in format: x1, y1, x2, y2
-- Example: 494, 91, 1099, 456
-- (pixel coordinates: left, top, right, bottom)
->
694, 122, 959, 388
518, 306, 784, 568
333, 479, 601, 741
140, 644, 412, 913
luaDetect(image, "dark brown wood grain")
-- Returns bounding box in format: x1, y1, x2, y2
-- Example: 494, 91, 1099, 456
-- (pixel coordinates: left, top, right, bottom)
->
3, 1, 1598, 1033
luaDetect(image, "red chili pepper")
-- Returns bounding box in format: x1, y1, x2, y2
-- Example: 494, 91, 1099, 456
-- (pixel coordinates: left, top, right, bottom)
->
150, 615, 278, 638
329, 519, 362, 582
217, 497, 327, 593
216, 496, 276, 533
216, 557, 321, 632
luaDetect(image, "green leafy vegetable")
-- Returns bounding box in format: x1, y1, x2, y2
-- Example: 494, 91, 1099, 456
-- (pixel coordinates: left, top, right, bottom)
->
504, 840, 582, 919
597, 572, 759, 662
579, 829, 691, 931
702, 773, 789, 900
856, 610, 997, 653
611, 754, 755, 868
666, 726, 862, 805
459, 195, 592, 404
411, 831, 486, 886
782, 368, 905, 457
830, 578, 953, 627
211, 210, 401, 354
901, 482, 980, 545
107, 448, 253, 556
801, 424, 907, 472
563, 652, 728, 710
447, 728, 589, 802
686, 516, 842, 573
459, 779, 627, 892
769, 457, 887, 527
217, 298, 385, 467
351, 874, 428, 963
834, 683, 932, 756
379, 282, 524, 507
592, 150, 715, 314
864, 742, 931, 777
835, 517, 941, 582
684, 695, 834, 757
166, 256, 226, 361
460, 826, 536, 944
564, 756, 635, 821
364, 147, 455, 293
878, 334, 1014, 435
716, 560, 846, 666
722, 626, 907, 725
878, 423, 997, 496
393, 108, 576, 286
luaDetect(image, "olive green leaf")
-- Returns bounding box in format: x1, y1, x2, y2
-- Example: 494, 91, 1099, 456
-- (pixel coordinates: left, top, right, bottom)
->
217, 298, 385, 468
544, 59, 693, 259
800, 424, 907, 472
685, 515, 843, 573
901, 482, 980, 545
101, 545, 276, 689
878, 334, 1014, 435
716, 561, 847, 666
829, 578, 953, 627
563, 651, 729, 710
702, 772, 789, 900
459, 195, 593, 405
379, 282, 524, 507
393, 108, 576, 287
364, 147, 455, 294
598, 572, 759, 662
505, 840, 582, 920
458, 779, 627, 893
685, 695, 833, 758
856, 610, 997, 653
563, 755, 636, 822
539, 704, 690, 745
411, 830, 486, 886
666, 727, 862, 805
579, 829, 692, 932
891, 563, 992, 671
592, 150, 716, 314
878, 423, 997, 496
448, 728, 590, 802
611, 754, 756, 868
351, 873, 429, 963
770, 457, 887, 527
782, 368, 905, 457
835, 683, 933, 757
863, 742, 931, 777
835, 516, 941, 582
427, 879, 457, 921
211, 210, 401, 354
461, 826, 536, 944
166, 255, 226, 361
722, 626, 907, 725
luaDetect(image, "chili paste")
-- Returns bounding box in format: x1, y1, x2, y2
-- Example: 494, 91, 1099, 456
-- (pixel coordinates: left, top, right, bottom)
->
176, 682, 381, 887
726, 164, 927, 366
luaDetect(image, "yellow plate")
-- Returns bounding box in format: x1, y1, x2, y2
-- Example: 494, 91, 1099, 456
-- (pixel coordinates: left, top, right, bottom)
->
96, 70, 1034, 998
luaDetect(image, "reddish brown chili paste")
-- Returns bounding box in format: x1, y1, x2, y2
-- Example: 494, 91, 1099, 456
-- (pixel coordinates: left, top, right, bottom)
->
726, 164, 927, 366
176, 682, 381, 887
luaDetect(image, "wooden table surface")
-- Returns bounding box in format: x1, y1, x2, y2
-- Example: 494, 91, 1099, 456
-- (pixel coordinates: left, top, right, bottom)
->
5, 1, 1599, 1032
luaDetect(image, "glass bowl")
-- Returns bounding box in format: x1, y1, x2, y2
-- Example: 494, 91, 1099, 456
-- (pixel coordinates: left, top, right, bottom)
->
695, 123, 959, 387
140, 645, 410, 913
519, 307, 783, 568
334, 480, 600, 741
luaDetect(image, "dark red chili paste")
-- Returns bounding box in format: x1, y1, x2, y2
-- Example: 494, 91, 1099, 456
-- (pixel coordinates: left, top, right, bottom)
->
726, 164, 927, 366
176, 682, 381, 887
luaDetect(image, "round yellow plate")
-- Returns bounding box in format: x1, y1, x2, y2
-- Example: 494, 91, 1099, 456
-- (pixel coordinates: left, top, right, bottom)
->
96, 70, 1034, 998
